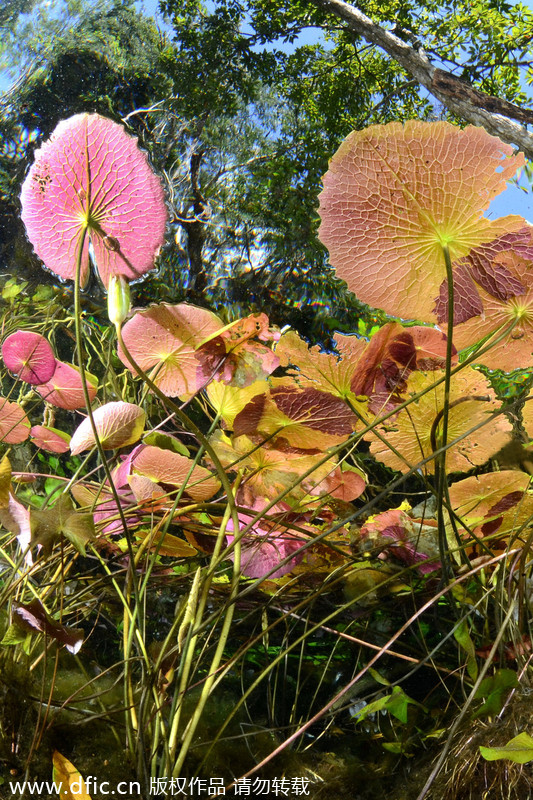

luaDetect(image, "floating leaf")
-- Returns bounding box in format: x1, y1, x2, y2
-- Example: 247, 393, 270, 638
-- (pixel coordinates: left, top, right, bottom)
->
351, 323, 456, 413
13, 599, 84, 654
20, 113, 167, 288
30, 425, 71, 454
206, 380, 269, 429
52, 751, 92, 799
119, 303, 223, 399
448, 471, 533, 554
211, 431, 365, 508
233, 381, 360, 449
35, 361, 98, 409
2, 330, 56, 384
70, 401, 146, 454
0, 398, 30, 444
366, 368, 512, 474
276, 329, 366, 398
318, 121, 524, 321
434, 228, 533, 325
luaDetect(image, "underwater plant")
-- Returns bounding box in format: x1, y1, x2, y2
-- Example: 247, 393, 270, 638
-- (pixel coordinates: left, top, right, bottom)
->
1, 111, 533, 798
20, 113, 167, 288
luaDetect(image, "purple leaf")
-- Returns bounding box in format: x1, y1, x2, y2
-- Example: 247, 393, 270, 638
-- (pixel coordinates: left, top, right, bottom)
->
2, 331, 57, 384
20, 113, 168, 288
13, 599, 84, 654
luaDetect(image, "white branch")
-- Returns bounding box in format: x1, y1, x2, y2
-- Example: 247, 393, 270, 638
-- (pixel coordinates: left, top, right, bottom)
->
312, 0, 533, 159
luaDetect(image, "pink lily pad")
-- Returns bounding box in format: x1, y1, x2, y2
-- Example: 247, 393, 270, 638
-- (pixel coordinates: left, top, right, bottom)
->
318, 121, 524, 322
225, 511, 305, 579
132, 444, 220, 501
30, 425, 71, 454
118, 303, 224, 399
20, 113, 168, 288
35, 361, 98, 410
70, 401, 146, 455
0, 399, 30, 444
2, 330, 57, 385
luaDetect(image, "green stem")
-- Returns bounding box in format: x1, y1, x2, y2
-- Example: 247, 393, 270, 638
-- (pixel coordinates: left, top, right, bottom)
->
116, 325, 243, 778
434, 244, 455, 584
72, 229, 147, 782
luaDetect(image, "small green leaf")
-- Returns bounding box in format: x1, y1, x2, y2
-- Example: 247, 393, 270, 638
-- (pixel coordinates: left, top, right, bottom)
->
1, 622, 29, 646
454, 619, 478, 681
351, 686, 418, 725
2, 278, 26, 300
473, 668, 519, 719
143, 431, 189, 456
480, 732, 533, 764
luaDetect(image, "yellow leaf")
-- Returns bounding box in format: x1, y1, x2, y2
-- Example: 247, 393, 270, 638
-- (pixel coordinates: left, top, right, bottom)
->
0, 455, 12, 508
136, 529, 197, 557
52, 751, 92, 800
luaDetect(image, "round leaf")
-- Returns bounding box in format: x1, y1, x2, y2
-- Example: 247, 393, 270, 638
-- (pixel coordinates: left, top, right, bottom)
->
70, 401, 146, 454
2, 330, 56, 384
318, 120, 524, 321
20, 113, 167, 288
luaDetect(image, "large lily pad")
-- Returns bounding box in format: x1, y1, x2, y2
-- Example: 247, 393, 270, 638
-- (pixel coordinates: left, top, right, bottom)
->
366, 367, 512, 474
20, 113, 167, 288
318, 121, 523, 322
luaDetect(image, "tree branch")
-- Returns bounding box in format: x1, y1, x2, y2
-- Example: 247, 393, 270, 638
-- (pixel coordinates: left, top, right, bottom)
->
311, 0, 533, 159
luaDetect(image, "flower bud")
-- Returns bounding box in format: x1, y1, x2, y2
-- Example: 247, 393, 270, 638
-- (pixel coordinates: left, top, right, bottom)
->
107, 275, 131, 328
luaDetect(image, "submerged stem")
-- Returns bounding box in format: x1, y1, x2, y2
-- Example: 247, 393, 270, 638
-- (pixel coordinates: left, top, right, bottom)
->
434, 243, 455, 584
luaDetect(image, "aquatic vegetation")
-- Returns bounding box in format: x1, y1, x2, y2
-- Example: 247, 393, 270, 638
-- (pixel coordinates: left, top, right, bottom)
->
1, 112, 533, 798
20, 113, 167, 288
2, 330, 56, 385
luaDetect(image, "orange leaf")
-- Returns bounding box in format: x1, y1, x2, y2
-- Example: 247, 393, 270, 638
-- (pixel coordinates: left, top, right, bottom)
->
318, 120, 524, 321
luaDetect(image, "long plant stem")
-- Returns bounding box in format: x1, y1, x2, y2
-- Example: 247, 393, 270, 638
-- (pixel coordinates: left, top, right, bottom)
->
115, 326, 243, 779
72, 230, 146, 782
435, 243, 455, 584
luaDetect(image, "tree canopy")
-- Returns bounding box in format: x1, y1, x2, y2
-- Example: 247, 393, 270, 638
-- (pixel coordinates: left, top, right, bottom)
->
2, 0, 533, 342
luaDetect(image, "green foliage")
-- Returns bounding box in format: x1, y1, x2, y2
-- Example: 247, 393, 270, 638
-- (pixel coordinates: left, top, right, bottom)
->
473, 669, 520, 719
480, 732, 533, 764
351, 685, 421, 725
